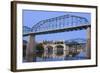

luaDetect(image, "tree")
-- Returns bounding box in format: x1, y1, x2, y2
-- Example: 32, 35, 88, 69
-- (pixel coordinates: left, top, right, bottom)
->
35, 43, 44, 57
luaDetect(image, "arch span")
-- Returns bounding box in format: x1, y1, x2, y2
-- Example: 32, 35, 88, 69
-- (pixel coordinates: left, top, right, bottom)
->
55, 45, 64, 56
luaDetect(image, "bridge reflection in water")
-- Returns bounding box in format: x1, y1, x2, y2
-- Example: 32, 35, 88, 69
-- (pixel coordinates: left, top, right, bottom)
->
34, 51, 87, 62
23, 51, 87, 62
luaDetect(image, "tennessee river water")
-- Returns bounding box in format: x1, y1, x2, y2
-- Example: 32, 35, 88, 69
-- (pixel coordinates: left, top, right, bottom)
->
33, 51, 87, 62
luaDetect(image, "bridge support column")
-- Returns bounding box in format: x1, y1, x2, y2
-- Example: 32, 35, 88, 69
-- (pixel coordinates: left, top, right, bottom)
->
86, 27, 91, 59
43, 46, 47, 57
26, 35, 36, 62
66, 45, 69, 56
53, 47, 56, 58
63, 45, 67, 57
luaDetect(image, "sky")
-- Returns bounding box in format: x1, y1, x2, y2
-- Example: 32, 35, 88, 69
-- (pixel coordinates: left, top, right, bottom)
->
23, 10, 91, 42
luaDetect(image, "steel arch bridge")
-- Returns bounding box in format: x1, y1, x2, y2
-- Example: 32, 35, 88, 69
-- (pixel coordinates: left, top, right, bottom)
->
23, 14, 90, 36
23, 14, 91, 62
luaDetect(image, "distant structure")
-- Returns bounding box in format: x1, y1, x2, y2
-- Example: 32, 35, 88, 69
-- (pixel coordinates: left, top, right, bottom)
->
41, 40, 86, 58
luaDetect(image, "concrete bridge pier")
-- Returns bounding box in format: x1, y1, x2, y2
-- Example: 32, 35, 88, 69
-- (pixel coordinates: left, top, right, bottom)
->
86, 27, 91, 59
53, 46, 56, 58
26, 35, 36, 62
43, 46, 47, 57
65, 45, 69, 56
63, 44, 67, 59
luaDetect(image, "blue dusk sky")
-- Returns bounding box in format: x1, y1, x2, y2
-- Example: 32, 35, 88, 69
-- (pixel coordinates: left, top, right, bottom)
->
23, 10, 91, 42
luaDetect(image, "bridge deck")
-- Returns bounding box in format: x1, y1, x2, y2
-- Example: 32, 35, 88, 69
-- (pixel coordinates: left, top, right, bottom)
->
23, 24, 90, 36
